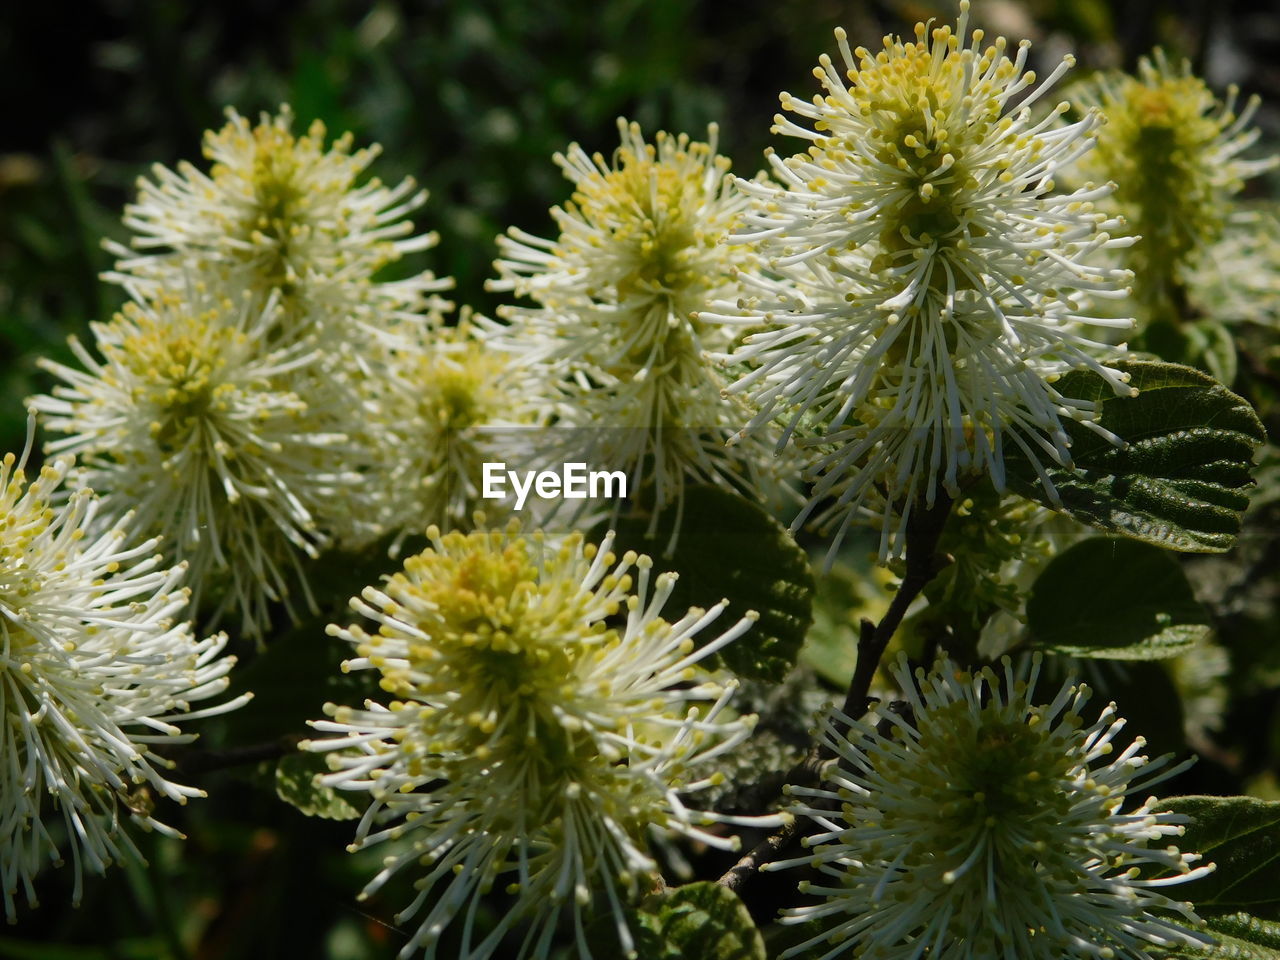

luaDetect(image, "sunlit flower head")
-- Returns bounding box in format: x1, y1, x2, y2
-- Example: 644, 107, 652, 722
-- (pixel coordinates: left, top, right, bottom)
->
489, 118, 781, 523
768, 656, 1213, 960
493, 116, 753, 320
31, 275, 361, 636
1, 419, 247, 922
304, 524, 772, 959
1072, 49, 1278, 317
109, 105, 453, 345
702, 2, 1137, 558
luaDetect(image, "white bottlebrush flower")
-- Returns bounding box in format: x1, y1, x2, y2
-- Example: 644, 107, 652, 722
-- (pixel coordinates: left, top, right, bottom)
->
489, 118, 781, 521
769, 656, 1214, 960
304, 524, 774, 959
1071, 49, 1278, 318
493, 117, 751, 322
1187, 203, 1280, 328
373, 320, 549, 548
108, 104, 453, 347
101, 105, 456, 512
1, 417, 247, 922
702, 2, 1137, 558
30, 275, 360, 636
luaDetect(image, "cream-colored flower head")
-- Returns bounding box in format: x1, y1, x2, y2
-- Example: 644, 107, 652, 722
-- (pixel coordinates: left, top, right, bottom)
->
495, 117, 750, 321
1188, 202, 1280, 327
304, 524, 773, 959
1072, 49, 1278, 319
702, 2, 1137, 558
490, 118, 780, 523
374, 320, 548, 548
109, 105, 453, 347
769, 656, 1213, 960
1, 417, 247, 921
31, 275, 360, 636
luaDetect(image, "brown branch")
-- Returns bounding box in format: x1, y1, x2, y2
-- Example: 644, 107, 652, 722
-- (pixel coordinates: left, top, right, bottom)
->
837, 493, 954, 726
718, 814, 799, 891
715, 494, 955, 890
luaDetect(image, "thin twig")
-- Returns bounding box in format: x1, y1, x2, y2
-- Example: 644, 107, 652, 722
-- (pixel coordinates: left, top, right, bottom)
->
715, 495, 954, 890
837, 494, 954, 725
718, 815, 799, 891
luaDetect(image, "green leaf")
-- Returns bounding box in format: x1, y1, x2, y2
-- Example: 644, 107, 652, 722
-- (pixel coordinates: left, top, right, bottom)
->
599, 485, 814, 681
1007, 361, 1265, 553
1025, 538, 1211, 659
1153, 913, 1280, 958
632, 883, 766, 960
801, 562, 873, 687
1162, 796, 1280, 915
1205, 914, 1280, 953
275, 751, 362, 821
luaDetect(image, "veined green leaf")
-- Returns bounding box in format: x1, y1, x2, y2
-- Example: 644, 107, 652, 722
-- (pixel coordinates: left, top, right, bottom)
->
632, 883, 766, 960
1008, 361, 1265, 553
275, 752, 362, 821
1162, 796, 1280, 914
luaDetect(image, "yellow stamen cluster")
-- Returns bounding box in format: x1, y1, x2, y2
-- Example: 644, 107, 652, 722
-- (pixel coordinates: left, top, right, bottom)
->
560, 127, 735, 317
33, 281, 352, 635
339, 528, 643, 787
0, 456, 58, 622
106, 298, 261, 459
307, 525, 766, 958
771, 2, 1081, 287
376, 323, 543, 541
491, 119, 778, 522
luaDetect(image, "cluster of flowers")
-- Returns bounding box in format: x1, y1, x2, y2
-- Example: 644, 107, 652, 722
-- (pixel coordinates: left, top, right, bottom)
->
5, 1, 1273, 956
31, 106, 463, 635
